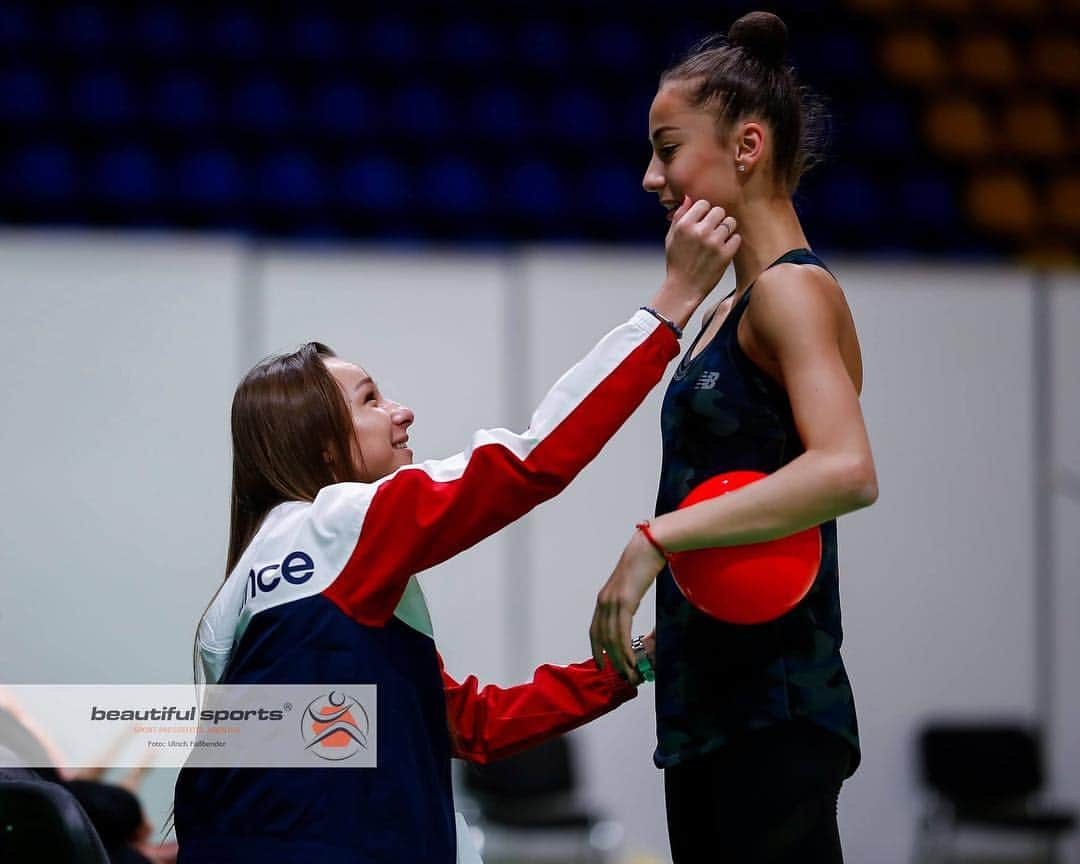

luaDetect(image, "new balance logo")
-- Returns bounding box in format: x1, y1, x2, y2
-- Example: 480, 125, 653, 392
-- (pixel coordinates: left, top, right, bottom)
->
694, 371, 720, 391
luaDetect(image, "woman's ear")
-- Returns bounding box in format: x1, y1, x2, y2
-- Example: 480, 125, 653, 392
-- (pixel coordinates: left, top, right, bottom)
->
734, 121, 766, 173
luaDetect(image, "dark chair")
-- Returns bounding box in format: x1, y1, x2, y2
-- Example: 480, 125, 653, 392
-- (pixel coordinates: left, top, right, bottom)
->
913, 722, 1077, 864
459, 735, 622, 864
0, 776, 111, 864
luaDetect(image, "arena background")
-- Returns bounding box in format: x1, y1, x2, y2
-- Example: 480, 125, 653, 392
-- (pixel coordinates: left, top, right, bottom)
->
1, 2, 1077, 861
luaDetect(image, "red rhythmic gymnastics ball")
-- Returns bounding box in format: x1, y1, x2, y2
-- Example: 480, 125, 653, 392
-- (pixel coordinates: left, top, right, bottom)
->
668, 470, 821, 624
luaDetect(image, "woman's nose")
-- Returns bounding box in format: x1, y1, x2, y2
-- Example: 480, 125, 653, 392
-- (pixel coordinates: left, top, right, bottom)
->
642, 156, 664, 193
390, 403, 414, 429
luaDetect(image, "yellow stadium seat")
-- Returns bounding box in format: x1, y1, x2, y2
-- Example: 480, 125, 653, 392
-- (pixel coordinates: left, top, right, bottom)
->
988, 0, 1048, 17
846, 0, 905, 14
956, 33, 1020, 89
881, 29, 949, 86
1018, 243, 1080, 267
924, 96, 996, 159
1048, 174, 1080, 234
1030, 35, 1080, 89
914, 0, 976, 15
968, 172, 1038, 237
1001, 100, 1069, 158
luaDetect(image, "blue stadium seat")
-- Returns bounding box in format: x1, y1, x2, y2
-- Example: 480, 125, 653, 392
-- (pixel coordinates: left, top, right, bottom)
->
366, 17, 419, 63
211, 9, 263, 57
665, 25, 707, 67
0, 3, 32, 50
899, 170, 958, 233
819, 168, 886, 229
0, 68, 49, 122
518, 20, 568, 69
590, 24, 644, 69
549, 88, 609, 141
290, 12, 342, 60
391, 83, 449, 136
852, 99, 915, 157
440, 20, 498, 66
337, 156, 411, 211
232, 78, 292, 131
71, 70, 134, 125
423, 158, 485, 215
152, 72, 213, 129
505, 161, 564, 217
175, 149, 244, 206
795, 30, 869, 85
310, 83, 371, 137
54, 4, 110, 54
469, 86, 528, 139
585, 165, 648, 221
134, 5, 188, 56
95, 146, 160, 205
9, 144, 76, 201
258, 153, 323, 208
616, 92, 656, 143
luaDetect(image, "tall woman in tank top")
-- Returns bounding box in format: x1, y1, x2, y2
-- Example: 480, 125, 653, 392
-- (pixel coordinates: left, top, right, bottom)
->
589, 12, 878, 862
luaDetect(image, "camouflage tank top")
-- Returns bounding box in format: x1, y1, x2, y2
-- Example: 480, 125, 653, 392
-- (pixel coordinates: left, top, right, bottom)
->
653, 248, 859, 773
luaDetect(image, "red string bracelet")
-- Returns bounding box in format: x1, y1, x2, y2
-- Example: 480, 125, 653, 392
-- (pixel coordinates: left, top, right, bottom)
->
636, 521, 673, 562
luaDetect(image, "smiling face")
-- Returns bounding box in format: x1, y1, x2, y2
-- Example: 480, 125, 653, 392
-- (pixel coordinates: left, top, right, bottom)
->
643, 81, 766, 219
322, 357, 414, 482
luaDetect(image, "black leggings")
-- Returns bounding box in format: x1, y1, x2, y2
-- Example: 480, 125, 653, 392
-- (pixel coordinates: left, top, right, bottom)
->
664, 721, 851, 863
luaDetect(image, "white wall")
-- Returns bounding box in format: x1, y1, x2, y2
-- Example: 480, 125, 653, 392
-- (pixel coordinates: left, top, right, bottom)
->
0, 230, 1073, 863
0, 230, 243, 823
1050, 274, 1080, 864
838, 264, 1039, 861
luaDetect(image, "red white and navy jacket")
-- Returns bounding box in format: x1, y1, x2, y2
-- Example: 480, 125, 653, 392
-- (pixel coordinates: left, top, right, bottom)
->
174, 309, 679, 863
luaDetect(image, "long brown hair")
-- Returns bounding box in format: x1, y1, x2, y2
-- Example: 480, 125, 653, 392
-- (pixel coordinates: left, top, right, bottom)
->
191, 342, 364, 680
225, 340, 363, 573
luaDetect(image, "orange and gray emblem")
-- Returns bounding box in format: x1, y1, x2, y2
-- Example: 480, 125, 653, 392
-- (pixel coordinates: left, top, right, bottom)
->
300, 691, 369, 761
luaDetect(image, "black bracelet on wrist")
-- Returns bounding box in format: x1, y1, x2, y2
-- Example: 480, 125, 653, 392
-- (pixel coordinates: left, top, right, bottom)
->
640, 305, 683, 339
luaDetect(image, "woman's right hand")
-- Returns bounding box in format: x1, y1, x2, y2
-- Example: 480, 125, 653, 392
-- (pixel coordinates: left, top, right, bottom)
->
650, 196, 741, 328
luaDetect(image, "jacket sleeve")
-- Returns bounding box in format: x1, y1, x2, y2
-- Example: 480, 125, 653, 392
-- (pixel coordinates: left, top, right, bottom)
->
440, 655, 638, 764
321, 310, 678, 626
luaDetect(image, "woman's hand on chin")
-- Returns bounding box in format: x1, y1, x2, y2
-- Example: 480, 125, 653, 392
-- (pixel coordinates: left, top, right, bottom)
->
651, 197, 741, 328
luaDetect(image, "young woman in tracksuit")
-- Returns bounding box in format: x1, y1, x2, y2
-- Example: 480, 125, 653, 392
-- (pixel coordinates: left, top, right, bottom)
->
172, 200, 741, 863
590, 12, 879, 863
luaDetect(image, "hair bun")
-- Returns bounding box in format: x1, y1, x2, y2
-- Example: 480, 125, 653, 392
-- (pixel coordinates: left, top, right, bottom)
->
728, 11, 788, 68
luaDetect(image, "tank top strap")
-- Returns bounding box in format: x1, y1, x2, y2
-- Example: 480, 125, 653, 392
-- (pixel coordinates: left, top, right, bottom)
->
736, 248, 832, 314
771, 247, 832, 276
686, 248, 831, 367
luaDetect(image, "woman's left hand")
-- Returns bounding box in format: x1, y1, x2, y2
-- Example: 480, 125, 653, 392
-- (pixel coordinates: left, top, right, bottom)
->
590, 531, 666, 680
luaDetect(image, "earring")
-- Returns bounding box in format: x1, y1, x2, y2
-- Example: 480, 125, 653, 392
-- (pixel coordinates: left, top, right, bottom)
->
737, 163, 746, 173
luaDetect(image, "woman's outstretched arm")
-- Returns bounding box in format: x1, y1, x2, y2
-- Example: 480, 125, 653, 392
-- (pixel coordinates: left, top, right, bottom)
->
321, 201, 741, 627
441, 654, 638, 765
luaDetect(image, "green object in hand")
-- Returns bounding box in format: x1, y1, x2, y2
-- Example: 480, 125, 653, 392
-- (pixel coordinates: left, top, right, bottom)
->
631, 635, 655, 682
